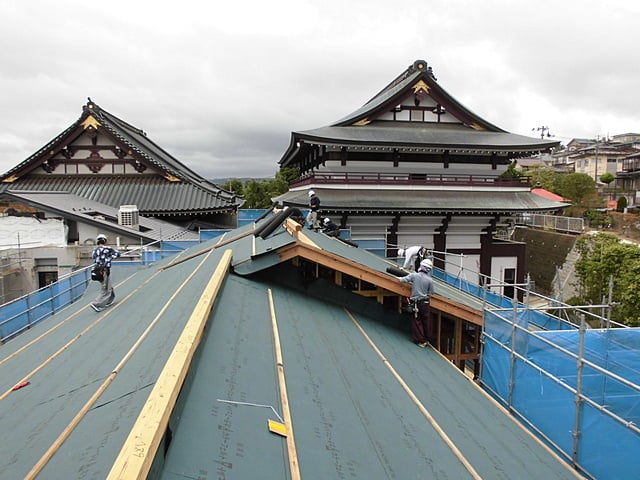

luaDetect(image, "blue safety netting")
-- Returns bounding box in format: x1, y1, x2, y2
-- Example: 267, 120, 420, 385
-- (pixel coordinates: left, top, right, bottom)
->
481, 309, 640, 479
0, 268, 91, 342
431, 269, 577, 331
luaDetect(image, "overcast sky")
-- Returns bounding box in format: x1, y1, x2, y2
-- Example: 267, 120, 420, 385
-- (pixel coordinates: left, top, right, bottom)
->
1, 1, 639, 180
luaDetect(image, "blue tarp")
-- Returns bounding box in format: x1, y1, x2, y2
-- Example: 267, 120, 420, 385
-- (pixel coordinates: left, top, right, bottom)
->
482, 309, 640, 479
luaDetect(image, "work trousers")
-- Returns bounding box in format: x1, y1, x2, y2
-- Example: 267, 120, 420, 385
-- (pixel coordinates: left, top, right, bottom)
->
412, 301, 432, 344
306, 210, 320, 229
93, 269, 115, 308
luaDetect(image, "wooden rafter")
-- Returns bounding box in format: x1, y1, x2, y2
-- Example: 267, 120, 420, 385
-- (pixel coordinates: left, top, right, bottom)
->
276, 226, 482, 326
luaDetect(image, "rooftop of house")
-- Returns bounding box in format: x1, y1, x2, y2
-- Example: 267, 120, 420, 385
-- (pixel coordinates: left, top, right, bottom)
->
0, 212, 580, 479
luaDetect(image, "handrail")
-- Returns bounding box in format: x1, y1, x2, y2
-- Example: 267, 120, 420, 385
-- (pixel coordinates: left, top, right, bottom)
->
0, 246, 180, 343
290, 171, 530, 188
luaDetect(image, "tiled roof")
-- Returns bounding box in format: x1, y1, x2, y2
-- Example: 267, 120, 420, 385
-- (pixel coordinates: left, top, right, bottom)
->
532, 188, 571, 203
291, 122, 557, 153
2, 191, 199, 242
1, 176, 239, 214
274, 188, 569, 213
0, 100, 243, 214
280, 60, 559, 167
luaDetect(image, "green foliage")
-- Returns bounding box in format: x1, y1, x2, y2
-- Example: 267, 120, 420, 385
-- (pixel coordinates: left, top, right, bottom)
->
276, 167, 300, 184
527, 165, 561, 192
599, 172, 615, 185
617, 196, 628, 212
219, 167, 300, 209
498, 162, 523, 181
574, 232, 640, 326
560, 173, 596, 206
220, 178, 244, 196
583, 209, 612, 228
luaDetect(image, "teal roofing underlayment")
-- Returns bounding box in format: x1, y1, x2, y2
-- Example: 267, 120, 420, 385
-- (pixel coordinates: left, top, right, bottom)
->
0, 215, 582, 479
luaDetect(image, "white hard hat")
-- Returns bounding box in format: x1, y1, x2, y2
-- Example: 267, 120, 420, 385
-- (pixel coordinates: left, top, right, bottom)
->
308, 190, 315, 197
323, 217, 330, 225
96, 233, 107, 242
420, 258, 433, 270
397, 248, 405, 257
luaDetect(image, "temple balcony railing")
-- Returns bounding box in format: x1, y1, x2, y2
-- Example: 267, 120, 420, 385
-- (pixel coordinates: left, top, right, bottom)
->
289, 172, 530, 188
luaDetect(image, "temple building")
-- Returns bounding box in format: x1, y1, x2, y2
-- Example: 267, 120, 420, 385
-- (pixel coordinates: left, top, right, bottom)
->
0, 100, 242, 296
0, 99, 243, 233
275, 59, 568, 289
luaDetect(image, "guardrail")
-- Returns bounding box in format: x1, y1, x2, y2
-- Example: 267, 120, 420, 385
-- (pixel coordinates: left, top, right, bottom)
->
0, 266, 92, 343
515, 213, 584, 234
0, 246, 187, 344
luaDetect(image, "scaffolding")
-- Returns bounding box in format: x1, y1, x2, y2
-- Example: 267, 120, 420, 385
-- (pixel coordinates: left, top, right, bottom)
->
481, 291, 640, 480
402, 249, 639, 479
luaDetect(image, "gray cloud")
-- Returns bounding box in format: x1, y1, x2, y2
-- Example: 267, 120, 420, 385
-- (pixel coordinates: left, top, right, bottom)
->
1, 0, 639, 179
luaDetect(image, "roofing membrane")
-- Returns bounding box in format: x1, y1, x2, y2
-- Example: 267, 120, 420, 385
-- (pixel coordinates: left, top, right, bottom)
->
0, 217, 582, 479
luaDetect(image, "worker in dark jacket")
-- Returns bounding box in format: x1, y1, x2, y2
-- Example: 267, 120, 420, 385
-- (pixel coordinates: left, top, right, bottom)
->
306, 190, 321, 229
322, 217, 340, 237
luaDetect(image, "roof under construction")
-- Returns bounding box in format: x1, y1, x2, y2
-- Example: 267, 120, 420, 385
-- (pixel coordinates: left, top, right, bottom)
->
0, 211, 581, 479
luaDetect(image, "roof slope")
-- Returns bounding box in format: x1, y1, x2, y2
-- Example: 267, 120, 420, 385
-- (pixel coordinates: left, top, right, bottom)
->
0, 214, 580, 479
1, 191, 199, 242
333, 59, 504, 130
274, 187, 570, 213
280, 60, 559, 167
0, 175, 239, 215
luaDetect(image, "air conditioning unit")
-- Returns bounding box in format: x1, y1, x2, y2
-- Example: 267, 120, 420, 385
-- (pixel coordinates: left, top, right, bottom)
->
118, 205, 139, 230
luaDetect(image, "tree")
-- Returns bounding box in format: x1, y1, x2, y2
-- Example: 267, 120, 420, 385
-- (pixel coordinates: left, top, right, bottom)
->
220, 179, 244, 196
617, 196, 628, 212
276, 167, 300, 184
574, 232, 640, 326
560, 173, 597, 207
599, 172, 615, 186
219, 167, 299, 209
498, 162, 523, 181
527, 165, 561, 192
242, 179, 270, 208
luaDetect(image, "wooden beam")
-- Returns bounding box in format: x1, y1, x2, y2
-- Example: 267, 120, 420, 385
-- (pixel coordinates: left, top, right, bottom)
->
107, 250, 233, 480
431, 296, 482, 325
278, 243, 410, 296
277, 241, 483, 326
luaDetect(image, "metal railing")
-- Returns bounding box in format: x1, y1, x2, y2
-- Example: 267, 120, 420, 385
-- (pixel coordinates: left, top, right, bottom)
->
291, 171, 529, 188
515, 213, 584, 233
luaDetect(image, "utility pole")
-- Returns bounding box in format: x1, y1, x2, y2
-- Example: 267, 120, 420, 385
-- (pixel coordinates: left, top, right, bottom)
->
594, 134, 605, 183
532, 126, 553, 139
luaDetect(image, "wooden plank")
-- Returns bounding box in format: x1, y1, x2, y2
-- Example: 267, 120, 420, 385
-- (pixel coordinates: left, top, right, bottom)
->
278, 242, 483, 326
278, 243, 411, 296
106, 249, 233, 480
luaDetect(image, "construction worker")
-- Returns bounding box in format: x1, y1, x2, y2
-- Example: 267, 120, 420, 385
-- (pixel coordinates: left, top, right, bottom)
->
91, 233, 121, 312
397, 245, 427, 271
306, 190, 321, 230
322, 217, 340, 237
399, 258, 434, 347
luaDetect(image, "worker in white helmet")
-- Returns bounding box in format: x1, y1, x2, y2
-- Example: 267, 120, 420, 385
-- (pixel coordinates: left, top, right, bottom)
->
90, 233, 121, 312
398, 258, 434, 348
322, 216, 340, 237
397, 245, 427, 271
306, 190, 321, 230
